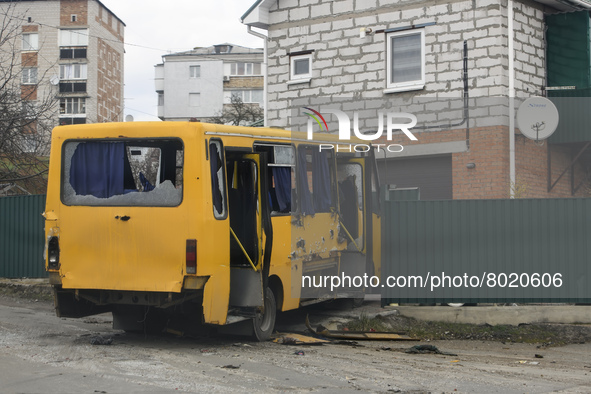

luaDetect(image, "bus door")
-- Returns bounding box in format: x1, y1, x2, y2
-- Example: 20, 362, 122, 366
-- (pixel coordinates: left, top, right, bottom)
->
336, 157, 367, 297
225, 152, 270, 313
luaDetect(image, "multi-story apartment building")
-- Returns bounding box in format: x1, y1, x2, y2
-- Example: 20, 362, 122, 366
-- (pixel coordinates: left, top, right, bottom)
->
241, 0, 591, 200
155, 43, 264, 122
1, 0, 124, 130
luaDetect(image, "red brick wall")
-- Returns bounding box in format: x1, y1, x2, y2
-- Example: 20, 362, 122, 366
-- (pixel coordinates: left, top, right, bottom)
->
60, 0, 88, 25
377, 125, 588, 200
516, 137, 589, 198
96, 38, 122, 122
21, 52, 37, 67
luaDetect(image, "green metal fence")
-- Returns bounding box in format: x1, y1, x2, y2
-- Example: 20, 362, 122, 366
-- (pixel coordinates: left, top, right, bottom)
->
0, 195, 47, 278
381, 198, 591, 304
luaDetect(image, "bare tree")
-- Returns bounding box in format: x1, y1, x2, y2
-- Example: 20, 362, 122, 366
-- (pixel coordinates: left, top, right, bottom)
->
208, 94, 263, 126
0, 4, 59, 195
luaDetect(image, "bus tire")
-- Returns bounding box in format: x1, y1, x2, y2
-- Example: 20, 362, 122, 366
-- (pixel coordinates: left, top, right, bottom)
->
252, 287, 276, 342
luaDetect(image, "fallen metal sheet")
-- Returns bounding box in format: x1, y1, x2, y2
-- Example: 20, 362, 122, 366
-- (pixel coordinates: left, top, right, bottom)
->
305, 315, 418, 341
272, 332, 330, 345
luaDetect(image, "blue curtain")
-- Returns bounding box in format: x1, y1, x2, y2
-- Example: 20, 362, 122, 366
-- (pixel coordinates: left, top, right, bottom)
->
312, 150, 332, 212
297, 148, 315, 215
69, 142, 125, 198
272, 167, 291, 213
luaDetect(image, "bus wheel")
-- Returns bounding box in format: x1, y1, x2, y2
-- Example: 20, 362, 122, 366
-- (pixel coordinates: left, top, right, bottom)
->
252, 287, 276, 342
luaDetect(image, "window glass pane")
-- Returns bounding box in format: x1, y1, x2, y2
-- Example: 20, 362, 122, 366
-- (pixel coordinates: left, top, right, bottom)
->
237, 62, 245, 75
231, 63, 237, 75
231, 91, 242, 101
252, 90, 263, 104
253, 63, 261, 75
246, 63, 252, 75
60, 29, 88, 46
294, 58, 309, 75
209, 140, 226, 218
62, 139, 183, 206
74, 48, 86, 58
391, 33, 421, 83
190, 65, 200, 78
23, 33, 38, 50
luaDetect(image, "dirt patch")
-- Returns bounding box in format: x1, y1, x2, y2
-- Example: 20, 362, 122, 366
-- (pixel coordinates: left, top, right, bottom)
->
0, 279, 52, 302
349, 314, 591, 346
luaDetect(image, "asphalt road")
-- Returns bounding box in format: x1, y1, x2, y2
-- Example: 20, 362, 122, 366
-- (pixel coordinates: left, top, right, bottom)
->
1, 296, 590, 393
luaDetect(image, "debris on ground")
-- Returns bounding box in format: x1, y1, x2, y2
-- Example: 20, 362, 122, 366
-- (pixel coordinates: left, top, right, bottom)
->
334, 340, 364, 347
405, 344, 457, 356
220, 365, 240, 369
294, 350, 305, 356
89, 336, 113, 345
535, 354, 544, 358
165, 328, 184, 337
306, 315, 417, 341
272, 333, 330, 345
232, 343, 252, 348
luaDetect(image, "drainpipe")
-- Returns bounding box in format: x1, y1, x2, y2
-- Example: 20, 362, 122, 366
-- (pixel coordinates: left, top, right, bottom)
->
508, 0, 516, 197
247, 26, 268, 127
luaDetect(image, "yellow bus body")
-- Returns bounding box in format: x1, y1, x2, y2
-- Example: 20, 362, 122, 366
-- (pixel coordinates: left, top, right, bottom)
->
44, 121, 380, 336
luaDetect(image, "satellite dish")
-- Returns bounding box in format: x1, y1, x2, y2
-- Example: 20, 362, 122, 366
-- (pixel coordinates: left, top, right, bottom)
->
125, 115, 134, 122
49, 75, 59, 85
516, 97, 559, 141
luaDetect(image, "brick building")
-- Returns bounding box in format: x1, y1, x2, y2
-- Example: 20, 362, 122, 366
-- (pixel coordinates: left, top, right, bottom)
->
241, 0, 591, 200
155, 43, 264, 122
0, 0, 124, 133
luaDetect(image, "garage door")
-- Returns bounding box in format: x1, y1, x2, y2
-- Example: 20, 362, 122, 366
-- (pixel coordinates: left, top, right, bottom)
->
378, 155, 452, 200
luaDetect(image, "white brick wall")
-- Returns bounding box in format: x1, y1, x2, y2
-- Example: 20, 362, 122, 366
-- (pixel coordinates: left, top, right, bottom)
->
264, 0, 547, 128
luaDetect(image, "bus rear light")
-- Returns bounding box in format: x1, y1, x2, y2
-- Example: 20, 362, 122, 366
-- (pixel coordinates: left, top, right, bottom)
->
186, 239, 197, 274
47, 236, 60, 270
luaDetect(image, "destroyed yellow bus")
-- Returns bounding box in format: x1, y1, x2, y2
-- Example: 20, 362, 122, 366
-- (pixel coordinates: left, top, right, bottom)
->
44, 121, 381, 340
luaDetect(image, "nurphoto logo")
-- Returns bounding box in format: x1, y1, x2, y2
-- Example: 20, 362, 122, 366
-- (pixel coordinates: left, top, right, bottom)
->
303, 107, 418, 152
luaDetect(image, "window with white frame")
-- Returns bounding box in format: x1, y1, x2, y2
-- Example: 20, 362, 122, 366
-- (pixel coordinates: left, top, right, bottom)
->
59, 29, 89, 46
224, 90, 263, 104
22, 67, 37, 84
289, 52, 312, 82
189, 65, 200, 78
230, 62, 262, 76
22, 33, 38, 51
60, 63, 87, 80
157, 93, 164, 106
60, 97, 86, 115
386, 29, 425, 92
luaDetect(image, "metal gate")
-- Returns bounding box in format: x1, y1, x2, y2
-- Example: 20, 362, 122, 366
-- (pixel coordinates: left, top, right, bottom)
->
0, 195, 47, 278
381, 197, 591, 304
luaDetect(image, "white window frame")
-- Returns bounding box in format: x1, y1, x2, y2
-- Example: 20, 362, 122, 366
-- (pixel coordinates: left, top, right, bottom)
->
385, 29, 425, 94
59, 29, 89, 47
230, 62, 262, 76
288, 53, 312, 85
60, 97, 86, 116
225, 90, 264, 105
21, 67, 37, 84
59, 63, 87, 80
22, 33, 38, 51
189, 65, 200, 78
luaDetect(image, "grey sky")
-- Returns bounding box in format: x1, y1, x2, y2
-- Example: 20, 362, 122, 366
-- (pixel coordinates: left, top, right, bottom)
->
99, 0, 262, 121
